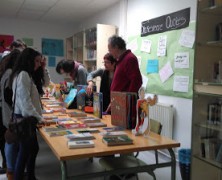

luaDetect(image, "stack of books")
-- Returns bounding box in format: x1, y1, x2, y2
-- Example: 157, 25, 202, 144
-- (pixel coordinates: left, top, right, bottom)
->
67, 111, 87, 117
45, 130, 73, 137
65, 133, 95, 141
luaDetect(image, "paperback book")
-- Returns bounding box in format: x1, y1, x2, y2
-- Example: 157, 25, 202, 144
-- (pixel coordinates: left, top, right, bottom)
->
67, 111, 87, 117
46, 130, 73, 137
102, 136, 133, 146
42, 126, 66, 132
77, 117, 101, 123
77, 128, 100, 133
65, 133, 95, 140
61, 123, 87, 129
99, 131, 127, 137
103, 126, 125, 132
67, 140, 95, 149
86, 122, 107, 128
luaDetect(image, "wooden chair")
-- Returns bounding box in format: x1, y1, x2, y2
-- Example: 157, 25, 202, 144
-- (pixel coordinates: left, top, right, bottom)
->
99, 119, 162, 180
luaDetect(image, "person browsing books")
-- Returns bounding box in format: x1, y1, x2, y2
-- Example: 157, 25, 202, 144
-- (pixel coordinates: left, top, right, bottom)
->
108, 35, 142, 93
86, 53, 116, 114
8, 48, 45, 180
56, 59, 88, 87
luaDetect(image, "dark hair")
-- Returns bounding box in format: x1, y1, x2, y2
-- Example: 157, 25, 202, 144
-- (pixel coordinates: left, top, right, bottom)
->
32, 66, 45, 95
10, 39, 26, 50
9, 48, 41, 87
0, 49, 21, 79
56, 59, 74, 74
103, 53, 117, 64
108, 35, 126, 50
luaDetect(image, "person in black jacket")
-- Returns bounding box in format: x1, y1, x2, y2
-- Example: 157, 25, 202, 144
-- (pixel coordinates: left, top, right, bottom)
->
86, 53, 116, 114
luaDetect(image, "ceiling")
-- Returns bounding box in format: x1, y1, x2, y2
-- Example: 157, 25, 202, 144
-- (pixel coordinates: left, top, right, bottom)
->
0, 0, 121, 24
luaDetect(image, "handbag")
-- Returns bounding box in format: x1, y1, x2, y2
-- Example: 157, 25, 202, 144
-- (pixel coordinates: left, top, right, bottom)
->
4, 78, 38, 144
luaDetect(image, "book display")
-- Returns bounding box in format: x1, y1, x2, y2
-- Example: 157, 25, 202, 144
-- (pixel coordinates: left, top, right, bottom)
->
111, 91, 137, 129
191, 0, 222, 179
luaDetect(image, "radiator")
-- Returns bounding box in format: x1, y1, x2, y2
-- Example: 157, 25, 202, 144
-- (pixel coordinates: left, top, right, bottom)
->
149, 103, 174, 138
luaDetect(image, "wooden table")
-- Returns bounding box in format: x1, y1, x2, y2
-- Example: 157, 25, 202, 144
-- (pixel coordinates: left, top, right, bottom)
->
39, 113, 180, 180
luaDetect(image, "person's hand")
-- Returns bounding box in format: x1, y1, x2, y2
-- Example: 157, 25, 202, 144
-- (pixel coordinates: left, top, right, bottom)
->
86, 81, 94, 96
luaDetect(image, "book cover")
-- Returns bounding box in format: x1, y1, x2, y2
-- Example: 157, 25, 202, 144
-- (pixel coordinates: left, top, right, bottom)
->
61, 123, 87, 129
46, 130, 73, 137
77, 128, 99, 133
64, 88, 77, 108
78, 117, 101, 123
67, 140, 95, 149
103, 126, 125, 132
111, 91, 137, 129
65, 133, 95, 140
86, 122, 107, 128
102, 136, 133, 146
93, 92, 103, 118
67, 111, 87, 117
42, 126, 66, 132
99, 131, 127, 137
76, 85, 96, 111
57, 120, 77, 125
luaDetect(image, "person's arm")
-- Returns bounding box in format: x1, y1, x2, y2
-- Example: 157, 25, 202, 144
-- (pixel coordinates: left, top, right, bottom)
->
126, 57, 142, 92
86, 68, 104, 95
14, 72, 43, 122
77, 66, 88, 85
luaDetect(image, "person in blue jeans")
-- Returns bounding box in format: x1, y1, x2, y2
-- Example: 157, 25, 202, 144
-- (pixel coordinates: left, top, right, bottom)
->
8, 48, 45, 180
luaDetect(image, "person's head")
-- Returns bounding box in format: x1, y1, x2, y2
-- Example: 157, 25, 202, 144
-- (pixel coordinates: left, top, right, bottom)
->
108, 35, 126, 58
10, 39, 26, 51
11, 48, 41, 78
103, 53, 117, 71
56, 59, 74, 75
0, 49, 21, 78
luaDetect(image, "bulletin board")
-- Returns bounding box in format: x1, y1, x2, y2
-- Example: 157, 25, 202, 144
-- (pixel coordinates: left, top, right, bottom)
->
128, 22, 195, 99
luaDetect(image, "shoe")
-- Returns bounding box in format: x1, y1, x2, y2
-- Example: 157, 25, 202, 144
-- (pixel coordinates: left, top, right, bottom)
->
0, 167, 6, 174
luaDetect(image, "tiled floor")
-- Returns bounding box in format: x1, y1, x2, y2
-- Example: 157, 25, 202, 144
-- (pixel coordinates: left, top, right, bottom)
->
0, 134, 183, 180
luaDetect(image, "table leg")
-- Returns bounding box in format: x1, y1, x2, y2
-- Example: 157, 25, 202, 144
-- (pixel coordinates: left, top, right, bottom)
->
61, 161, 67, 180
168, 148, 176, 180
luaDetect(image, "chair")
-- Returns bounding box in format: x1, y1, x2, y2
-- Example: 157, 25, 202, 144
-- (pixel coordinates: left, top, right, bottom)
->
99, 119, 162, 180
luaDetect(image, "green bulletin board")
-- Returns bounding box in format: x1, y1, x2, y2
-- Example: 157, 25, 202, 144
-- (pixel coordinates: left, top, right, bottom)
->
128, 22, 196, 99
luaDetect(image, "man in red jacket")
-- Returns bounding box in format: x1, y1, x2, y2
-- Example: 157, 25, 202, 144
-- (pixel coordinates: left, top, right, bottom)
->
108, 35, 142, 93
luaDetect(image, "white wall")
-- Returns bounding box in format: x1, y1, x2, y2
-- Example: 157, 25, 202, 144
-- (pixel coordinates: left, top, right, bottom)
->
0, 17, 77, 83
126, 0, 198, 150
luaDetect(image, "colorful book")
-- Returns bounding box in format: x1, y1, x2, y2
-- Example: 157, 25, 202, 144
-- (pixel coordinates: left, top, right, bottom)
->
61, 123, 87, 129
99, 131, 127, 137
58, 120, 77, 125
86, 122, 107, 128
67, 111, 87, 117
93, 92, 103, 118
111, 92, 137, 129
46, 130, 73, 137
67, 140, 95, 149
76, 85, 96, 111
103, 126, 125, 132
77, 117, 101, 123
65, 133, 95, 140
64, 88, 77, 108
102, 136, 133, 146
77, 128, 99, 133
42, 126, 66, 132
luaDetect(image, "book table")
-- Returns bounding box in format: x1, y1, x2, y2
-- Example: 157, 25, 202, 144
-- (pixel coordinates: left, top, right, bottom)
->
39, 114, 180, 180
